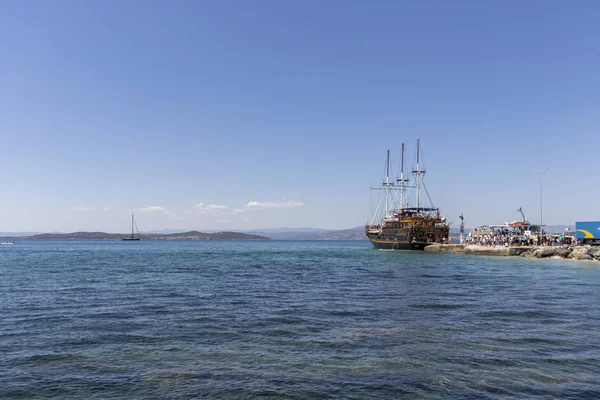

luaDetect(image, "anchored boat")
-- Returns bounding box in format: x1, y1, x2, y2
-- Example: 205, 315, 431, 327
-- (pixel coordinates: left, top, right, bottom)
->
365, 140, 450, 250
122, 213, 141, 241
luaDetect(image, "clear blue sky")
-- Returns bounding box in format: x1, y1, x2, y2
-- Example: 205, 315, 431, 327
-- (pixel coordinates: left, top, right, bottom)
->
1, 0, 598, 232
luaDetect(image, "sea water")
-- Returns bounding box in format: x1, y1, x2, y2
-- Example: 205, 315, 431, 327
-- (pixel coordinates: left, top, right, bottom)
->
1, 240, 599, 399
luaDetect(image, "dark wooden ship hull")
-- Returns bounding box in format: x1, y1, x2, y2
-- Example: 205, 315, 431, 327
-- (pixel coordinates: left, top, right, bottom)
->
365, 214, 450, 251
366, 236, 432, 250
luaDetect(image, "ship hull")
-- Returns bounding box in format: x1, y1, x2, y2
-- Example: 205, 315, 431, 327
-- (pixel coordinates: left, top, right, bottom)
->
367, 237, 432, 251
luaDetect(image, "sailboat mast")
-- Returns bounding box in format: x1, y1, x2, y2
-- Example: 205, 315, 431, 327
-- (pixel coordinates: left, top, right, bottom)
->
131, 213, 134, 239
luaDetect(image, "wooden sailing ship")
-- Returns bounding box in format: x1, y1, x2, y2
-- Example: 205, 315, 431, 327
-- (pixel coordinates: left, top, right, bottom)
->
365, 140, 450, 250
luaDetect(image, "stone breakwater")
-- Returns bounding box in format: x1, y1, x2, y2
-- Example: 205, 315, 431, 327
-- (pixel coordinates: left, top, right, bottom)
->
425, 244, 600, 261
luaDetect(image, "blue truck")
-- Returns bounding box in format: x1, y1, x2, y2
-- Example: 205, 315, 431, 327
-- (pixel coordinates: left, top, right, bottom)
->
576, 221, 600, 245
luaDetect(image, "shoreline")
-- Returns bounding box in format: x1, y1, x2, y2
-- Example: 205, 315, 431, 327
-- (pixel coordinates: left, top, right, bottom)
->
425, 244, 600, 261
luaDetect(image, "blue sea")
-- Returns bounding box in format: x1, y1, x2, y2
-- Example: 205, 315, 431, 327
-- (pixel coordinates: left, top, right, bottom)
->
1, 240, 599, 399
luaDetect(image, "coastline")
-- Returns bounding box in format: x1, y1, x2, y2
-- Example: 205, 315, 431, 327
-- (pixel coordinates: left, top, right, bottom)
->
425, 244, 600, 262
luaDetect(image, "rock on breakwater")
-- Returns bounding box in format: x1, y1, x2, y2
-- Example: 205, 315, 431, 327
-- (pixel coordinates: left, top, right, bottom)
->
423, 244, 466, 253
425, 244, 600, 261
425, 244, 529, 256
524, 245, 600, 261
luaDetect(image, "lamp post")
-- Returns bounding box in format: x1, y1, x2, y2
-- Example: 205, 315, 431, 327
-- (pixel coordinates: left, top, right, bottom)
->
459, 213, 465, 244
539, 168, 548, 238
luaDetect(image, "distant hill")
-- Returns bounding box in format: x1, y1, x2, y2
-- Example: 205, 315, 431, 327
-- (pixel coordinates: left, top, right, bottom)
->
157, 231, 269, 240
252, 227, 367, 240
0, 232, 42, 237
251, 231, 328, 240
141, 229, 188, 234
3, 224, 577, 241
316, 227, 366, 240
247, 227, 331, 234
14, 231, 269, 240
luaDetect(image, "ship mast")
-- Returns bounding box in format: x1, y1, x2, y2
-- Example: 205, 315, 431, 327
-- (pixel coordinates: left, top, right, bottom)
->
397, 143, 409, 210
131, 214, 135, 239
384, 150, 393, 217
413, 139, 422, 209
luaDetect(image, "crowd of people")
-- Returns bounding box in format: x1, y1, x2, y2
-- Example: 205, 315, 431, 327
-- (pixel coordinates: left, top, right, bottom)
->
467, 226, 575, 247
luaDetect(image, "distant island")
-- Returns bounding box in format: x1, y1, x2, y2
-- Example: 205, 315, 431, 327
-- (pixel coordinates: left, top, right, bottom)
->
8, 231, 269, 241
0, 225, 574, 241
0, 227, 369, 241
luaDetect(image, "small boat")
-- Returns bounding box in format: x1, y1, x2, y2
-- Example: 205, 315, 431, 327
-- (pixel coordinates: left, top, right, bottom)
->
122, 213, 141, 241
1, 241, 15, 245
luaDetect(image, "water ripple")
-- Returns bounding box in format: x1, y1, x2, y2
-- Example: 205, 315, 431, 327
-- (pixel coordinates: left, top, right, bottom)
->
1, 240, 599, 399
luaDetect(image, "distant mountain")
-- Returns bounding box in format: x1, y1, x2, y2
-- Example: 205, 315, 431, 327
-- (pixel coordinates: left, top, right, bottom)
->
141, 229, 187, 234
26, 231, 117, 240
316, 227, 366, 240
4, 224, 577, 242
252, 227, 367, 240
17, 231, 269, 240
252, 231, 328, 240
246, 227, 331, 234
155, 231, 269, 240
0, 232, 42, 238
